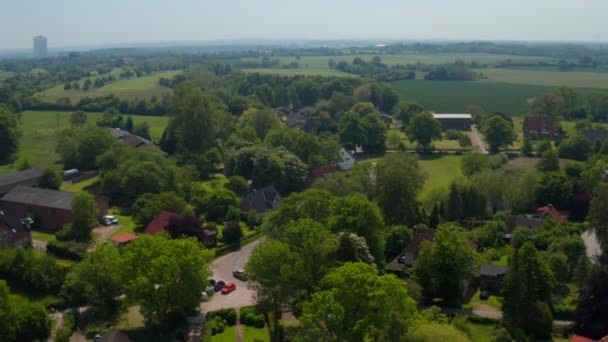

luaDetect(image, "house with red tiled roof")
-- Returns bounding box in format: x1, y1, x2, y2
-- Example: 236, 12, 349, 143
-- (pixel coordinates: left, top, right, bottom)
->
523, 115, 558, 140
110, 233, 138, 246
144, 211, 185, 235
571, 335, 608, 342
536, 204, 566, 224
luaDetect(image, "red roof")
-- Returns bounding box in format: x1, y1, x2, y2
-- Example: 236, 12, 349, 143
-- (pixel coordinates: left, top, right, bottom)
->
404, 228, 436, 254
571, 335, 596, 342
144, 211, 184, 235
111, 233, 138, 244
537, 204, 565, 224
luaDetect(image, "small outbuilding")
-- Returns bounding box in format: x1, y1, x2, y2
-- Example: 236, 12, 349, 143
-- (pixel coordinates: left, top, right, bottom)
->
110, 233, 138, 246
432, 113, 473, 131
480, 263, 508, 294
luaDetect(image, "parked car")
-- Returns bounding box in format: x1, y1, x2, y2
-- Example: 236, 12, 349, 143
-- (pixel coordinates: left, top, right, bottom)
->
397, 254, 407, 264
233, 269, 247, 281
214, 280, 226, 292
221, 282, 236, 295
480, 290, 490, 300
101, 215, 118, 226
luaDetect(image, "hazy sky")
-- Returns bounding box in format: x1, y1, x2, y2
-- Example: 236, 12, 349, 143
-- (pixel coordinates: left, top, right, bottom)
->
1, 0, 607, 48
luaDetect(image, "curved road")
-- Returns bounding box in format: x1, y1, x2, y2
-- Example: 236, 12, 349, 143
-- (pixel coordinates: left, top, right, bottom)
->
201, 239, 262, 312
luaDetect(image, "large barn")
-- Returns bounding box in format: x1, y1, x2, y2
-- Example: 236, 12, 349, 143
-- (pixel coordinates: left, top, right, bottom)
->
432, 113, 473, 131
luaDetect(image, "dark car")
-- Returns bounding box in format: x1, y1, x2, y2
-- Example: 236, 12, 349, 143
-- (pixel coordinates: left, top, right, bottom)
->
397, 254, 407, 264
208, 279, 216, 286
214, 280, 226, 292
480, 290, 490, 300
233, 269, 247, 281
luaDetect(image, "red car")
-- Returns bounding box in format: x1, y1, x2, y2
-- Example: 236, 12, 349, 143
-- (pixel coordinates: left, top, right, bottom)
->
221, 282, 236, 295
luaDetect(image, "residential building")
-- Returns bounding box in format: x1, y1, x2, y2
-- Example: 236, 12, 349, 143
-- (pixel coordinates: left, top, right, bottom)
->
33, 35, 48, 58
0, 210, 32, 249
0, 168, 43, 196
583, 129, 608, 143
144, 211, 185, 235
307, 165, 337, 186
0, 186, 108, 230
523, 115, 558, 140
505, 204, 566, 236
432, 113, 473, 131
386, 228, 436, 273
337, 147, 356, 171
241, 185, 281, 214
479, 264, 508, 294
108, 128, 163, 152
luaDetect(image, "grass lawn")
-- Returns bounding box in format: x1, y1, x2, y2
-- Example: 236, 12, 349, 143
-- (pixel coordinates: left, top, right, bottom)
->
503, 157, 582, 172
60, 176, 99, 192
0, 110, 169, 174
561, 120, 608, 136
463, 288, 503, 311
418, 155, 464, 199
467, 322, 495, 342
35, 70, 181, 103
211, 326, 237, 342
243, 326, 270, 342
31, 230, 56, 242
110, 210, 140, 236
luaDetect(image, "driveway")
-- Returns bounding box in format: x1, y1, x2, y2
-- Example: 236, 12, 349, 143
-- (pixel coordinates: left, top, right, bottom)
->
202, 239, 262, 312
471, 125, 488, 154
582, 230, 602, 263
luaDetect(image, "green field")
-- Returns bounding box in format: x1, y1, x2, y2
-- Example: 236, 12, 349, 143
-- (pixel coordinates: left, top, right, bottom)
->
0, 110, 169, 174
390, 80, 556, 114
482, 68, 608, 89
210, 326, 237, 342
419, 155, 464, 199
243, 326, 270, 342
0, 70, 13, 80
244, 67, 353, 77
35, 70, 181, 103
467, 322, 495, 342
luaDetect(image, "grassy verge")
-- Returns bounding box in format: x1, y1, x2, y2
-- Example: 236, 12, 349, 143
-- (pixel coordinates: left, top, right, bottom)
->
60, 176, 99, 192
243, 325, 271, 342
418, 155, 464, 199
467, 322, 495, 342
463, 289, 503, 311
31, 230, 57, 242
210, 325, 236, 342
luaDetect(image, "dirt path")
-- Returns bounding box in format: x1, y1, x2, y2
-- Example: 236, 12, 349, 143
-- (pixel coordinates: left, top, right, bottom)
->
32, 239, 48, 251
236, 321, 244, 342
471, 126, 488, 154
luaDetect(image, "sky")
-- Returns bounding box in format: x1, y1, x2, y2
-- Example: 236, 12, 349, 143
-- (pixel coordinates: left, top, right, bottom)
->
1, 0, 607, 49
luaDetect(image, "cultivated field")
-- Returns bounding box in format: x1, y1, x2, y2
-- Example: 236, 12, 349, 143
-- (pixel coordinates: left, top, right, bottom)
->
35, 70, 181, 103
481, 68, 608, 89
0, 110, 169, 173
244, 67, 353, 77
0, 70, 13, 80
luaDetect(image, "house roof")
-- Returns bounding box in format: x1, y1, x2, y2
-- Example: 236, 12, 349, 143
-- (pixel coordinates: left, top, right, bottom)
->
0, 168, 43, 188
523, 115, 557, 136
583, 129, 608, 142
108, 128, 159, 150
404, 228, 436, 254
570, 335, 596, 342
144, 211, 185, 235
241, 185, 281, 213
505, 214, 543, 232
1, 186, 75, 210
110, 233, 138, 244
480, 264, 508, 277
202, 229, 218, 237
432, 113, 473, 119
537, 204, 565, 224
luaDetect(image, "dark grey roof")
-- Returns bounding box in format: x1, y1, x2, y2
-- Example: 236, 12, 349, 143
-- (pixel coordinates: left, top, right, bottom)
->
583, 129, 608, 141
0, 169, 43, 188
505, 214, 542, 232
242, 185, 280, 213
1, 186, 75, 210
480, 264, 508, 277
108, 128, 159, 150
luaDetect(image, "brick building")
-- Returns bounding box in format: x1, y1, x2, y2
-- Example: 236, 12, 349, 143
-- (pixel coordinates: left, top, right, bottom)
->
0, 186, 108, 230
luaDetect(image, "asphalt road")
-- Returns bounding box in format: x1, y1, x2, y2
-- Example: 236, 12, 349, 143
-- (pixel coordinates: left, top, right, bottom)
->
202, 239, 262, 312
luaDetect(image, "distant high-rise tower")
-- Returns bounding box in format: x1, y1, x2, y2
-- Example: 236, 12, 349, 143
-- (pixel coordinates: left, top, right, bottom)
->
33, 35, 48, 58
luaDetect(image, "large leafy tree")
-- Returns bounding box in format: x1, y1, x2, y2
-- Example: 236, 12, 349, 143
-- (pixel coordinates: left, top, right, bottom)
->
298, 262, 417, 342
362, 114, 387, 154
535, 172, 573, 209
338, 111, 367, 148
68, 191, 100, 241
64, 244, 122, 318
482, 115, 514, 153
39, 167, 62, 190
502, 242, 555, 339
329, 194, 386, 268
573, 256, 608, 340
0, 107, 20, 161
119, 236, 212, 331
413, 226, 476, 304
0, 280, 15, 341
131, 192, 193, 226
237, 108, 281, 139
376, 153, 427, 226
405, 112, 442, 150
588, 183, 608, 255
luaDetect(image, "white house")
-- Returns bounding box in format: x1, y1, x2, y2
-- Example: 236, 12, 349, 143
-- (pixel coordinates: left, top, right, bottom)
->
338, 147, 356, 171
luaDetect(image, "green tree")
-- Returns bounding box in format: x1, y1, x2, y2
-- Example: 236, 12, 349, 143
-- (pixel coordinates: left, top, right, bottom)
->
446, 182, 463, 221
39, 167, 62, 190
338, 111, 367, 148
13, 301, 52, 342
293, 79, 321, 107
202, 187, 239, 220
537, 149, 560, 172
237, 108, 281, 139
413, 226, 476, 304
386, 130, 404, 150
246, 240, 299, 341
119, 236, 212, 331
298, 262, 417, 342
461, 153, 490, 177
225, 175, 248, 196
0, 280, 15, 341
482, 115, 514, 153
502, 242, 554, 339
132, 192, 192, 225
69, 191, 100, 241
124, 116, 134, 132
0, 107, 20, 161
133, 122, 151, 140
385, 225, 411, 260
362, 113, 387, 154
535, 172, 572, 209
530, 94, 565, 119
396, 101, 424, 125
64, 244, 121, 318
407, 323, 470, 342
377, 153, 427, 226
406, 112, 442, 150
588, 183, 608, 255
522, 137, 533, 156
221, 221, 243, 245
69, 110, 87, 127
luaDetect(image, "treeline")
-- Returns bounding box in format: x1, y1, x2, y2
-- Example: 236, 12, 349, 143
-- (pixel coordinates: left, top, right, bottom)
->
424, 62, 480, 81
530, 86, 608, 122
333, 56, 416, 81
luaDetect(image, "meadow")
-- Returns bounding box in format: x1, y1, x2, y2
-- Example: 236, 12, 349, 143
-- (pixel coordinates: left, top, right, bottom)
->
35, 70, 181, 103
0, 110, 169, 174
481, 68, 608, 89
418, 155, 464, 199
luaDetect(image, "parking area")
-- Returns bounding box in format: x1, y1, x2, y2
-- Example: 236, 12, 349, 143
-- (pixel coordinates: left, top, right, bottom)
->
202, 239, 261, 311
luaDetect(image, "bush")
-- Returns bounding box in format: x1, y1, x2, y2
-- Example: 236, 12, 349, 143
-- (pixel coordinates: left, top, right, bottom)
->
209, 316, 225, 335
445, 129, 461, 140
46, 240, 87, 260
240, 306, 265, 328
206, 308, 237, 326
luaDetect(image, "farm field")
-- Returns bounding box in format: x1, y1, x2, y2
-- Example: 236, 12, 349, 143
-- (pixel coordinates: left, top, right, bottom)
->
244, 67, 352, 77
35, 70, 181, 103
0, 110, 169, 174
481, 68, 608, 89
418, 155, 464, 199
0, 70, 13, 80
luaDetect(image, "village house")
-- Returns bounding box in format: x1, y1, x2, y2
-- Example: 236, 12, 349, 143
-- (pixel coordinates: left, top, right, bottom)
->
505, 204, 567, 241
523, 115, 558, 140
0, 210, 32, 249
108, 128, 163, 152
337, 147, 356, 171
0, 168, 43, 196
386, 228, 436, 274
241, 185, 282, 215
582, 129, 608, 143
479, 263, 508, 294
0, 186, 108, 230
432, 113, 473, 131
